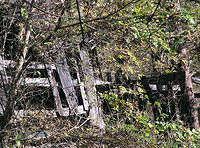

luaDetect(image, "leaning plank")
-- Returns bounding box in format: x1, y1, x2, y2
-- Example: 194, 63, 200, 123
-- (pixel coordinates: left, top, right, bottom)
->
56, 50, 78, 114
76, 64, 89, 110
47, 68, 65, 116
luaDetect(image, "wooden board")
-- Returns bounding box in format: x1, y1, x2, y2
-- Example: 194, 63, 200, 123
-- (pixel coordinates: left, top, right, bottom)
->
47, 68, 64, 116
13, 105, 86, 118
20, 78, 50, 87
0, 54, 8, 114
76, 65, 89, 110
4, 60, 56, 69
56, 51, 78, 114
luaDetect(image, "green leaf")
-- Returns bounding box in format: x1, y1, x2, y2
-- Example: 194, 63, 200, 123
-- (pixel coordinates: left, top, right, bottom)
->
37, 71, 41, 78
144, 94, 149, 99
16, 141, 21, 147
21, 8, 28, 18
44, 42, 53, 45
145, 132, 150, 137
137, 87, 144, 93
148, 123, 154, 128
40, 34, 45, 38
155, 101, 160, 107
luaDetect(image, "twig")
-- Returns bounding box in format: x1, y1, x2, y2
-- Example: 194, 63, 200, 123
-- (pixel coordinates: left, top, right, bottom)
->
76, 0, 85, 44
147, 0, 162, 24
68, 118, 89, 132
61, 0, 139, 29
24, 0, 77, 20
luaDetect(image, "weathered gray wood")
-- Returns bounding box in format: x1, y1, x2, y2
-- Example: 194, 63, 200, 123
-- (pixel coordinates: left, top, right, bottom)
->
9, 77, 78, 87
0, 56, 8, 86
0, 54, 8, 114
13, 105, 86, 119
75, 64, 89, 110
192, 77, 200, 85
47, 68, 65, 116
18, 77, 109, 88
80, 48, 105, 130
4, 60, 56, 70
20, 78, 50, 87
56, 50, 78, 114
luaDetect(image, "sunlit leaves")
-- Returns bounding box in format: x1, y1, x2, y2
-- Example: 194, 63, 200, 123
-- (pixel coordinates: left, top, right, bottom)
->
21, 8, 28, 18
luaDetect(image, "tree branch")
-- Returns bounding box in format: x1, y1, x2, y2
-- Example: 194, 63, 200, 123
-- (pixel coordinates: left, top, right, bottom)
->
61, 0, 139, 29
76, 0, 85, 44
147, 0, 162, 24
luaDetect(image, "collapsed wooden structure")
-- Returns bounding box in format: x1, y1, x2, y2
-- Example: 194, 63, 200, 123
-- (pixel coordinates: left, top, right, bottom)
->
0, 49, 200, 118
0, 48, 110, 117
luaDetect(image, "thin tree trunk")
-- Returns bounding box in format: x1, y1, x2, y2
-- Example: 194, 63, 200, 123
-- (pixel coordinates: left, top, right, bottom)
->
174, 0, 199, 129
80, 47, 105, 130
180, 47, 199, 129
0, 24, 31, 129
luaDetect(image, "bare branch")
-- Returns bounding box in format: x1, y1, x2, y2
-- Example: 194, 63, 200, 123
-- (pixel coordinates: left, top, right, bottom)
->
61, 0, 139, 29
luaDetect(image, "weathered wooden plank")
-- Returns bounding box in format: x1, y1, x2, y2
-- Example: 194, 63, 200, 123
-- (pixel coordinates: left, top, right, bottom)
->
47, 68, 64, 116
0, 56, 8, 85
4, 60, 56, 69
8, 76, 109, 88
60, 105, 86, 116
148, 84, 181, 91
75, 64, 89, 111
0, 54, 8, 114
73, 78, 110, 86
9, 77, 79, 87
56, 50, 78, 114
94, 80, 111, 85
13, 105, 86, 118
20, 78, 50, 87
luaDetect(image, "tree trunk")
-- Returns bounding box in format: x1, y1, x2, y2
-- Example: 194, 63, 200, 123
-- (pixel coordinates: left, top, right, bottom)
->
0, 24, 31, 130
180, 47, 199, 129
80, 46, 105, 130
174, 0, 199, 129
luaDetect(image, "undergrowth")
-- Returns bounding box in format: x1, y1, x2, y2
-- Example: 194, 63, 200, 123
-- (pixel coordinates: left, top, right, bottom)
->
2, 109, 200, 147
